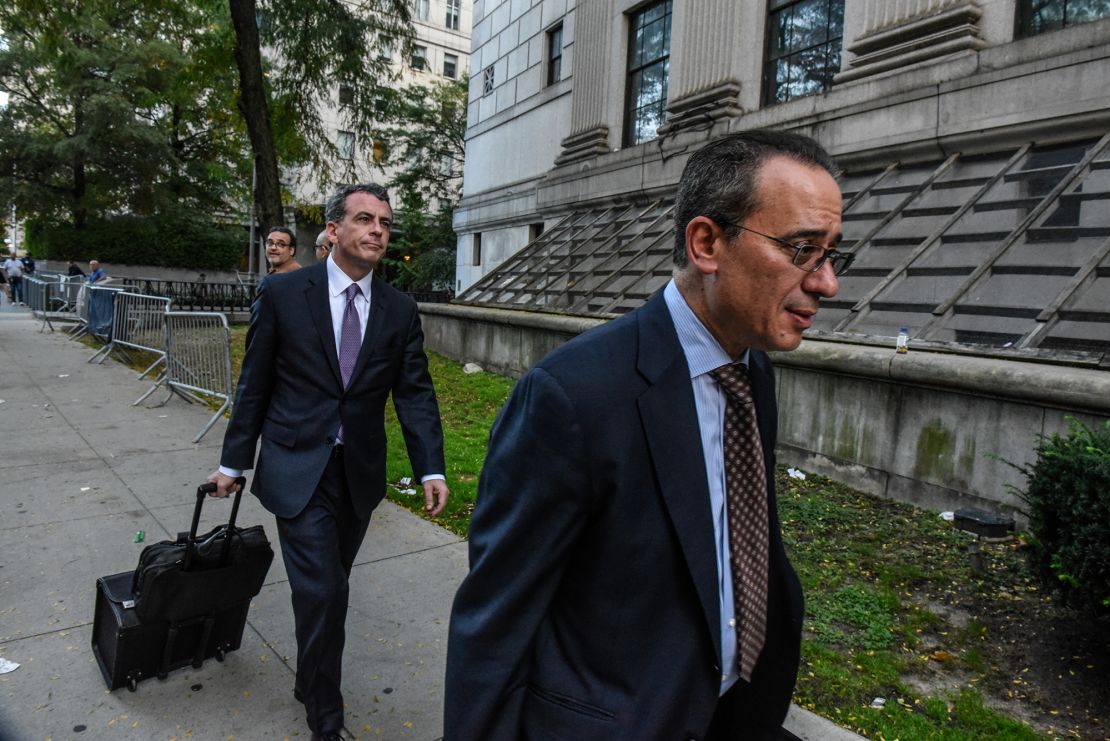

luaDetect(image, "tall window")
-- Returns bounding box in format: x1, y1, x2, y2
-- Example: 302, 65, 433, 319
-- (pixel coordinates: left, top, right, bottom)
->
337, 131, 355, 161
624, 0, 672, 147
1017, 0, 1110, 36
765, 0, 844, 105
446, 0, 461, 30
443, 53, 458, 78
472, 233, 482, 266
338, 83, 354, 106
411, 44, 427, 71
413, 0, 429, 21
483, 65, 495, 95
546, 24, 563, 86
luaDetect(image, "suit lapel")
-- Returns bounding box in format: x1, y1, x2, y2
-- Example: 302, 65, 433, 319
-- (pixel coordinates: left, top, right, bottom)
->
635, 295, 723, 664
304, 264, 343, 388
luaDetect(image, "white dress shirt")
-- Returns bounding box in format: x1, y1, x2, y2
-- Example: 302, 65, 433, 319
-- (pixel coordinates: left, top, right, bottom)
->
663, 279, 751, 695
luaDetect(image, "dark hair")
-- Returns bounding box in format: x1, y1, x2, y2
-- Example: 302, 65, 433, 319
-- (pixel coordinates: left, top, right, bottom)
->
325, 183, 391, 224
267, 226, 297, 254
672, 129, 836, 267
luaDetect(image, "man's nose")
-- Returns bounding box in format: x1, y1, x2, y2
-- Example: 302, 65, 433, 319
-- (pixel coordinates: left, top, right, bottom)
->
803, 259, 839, 297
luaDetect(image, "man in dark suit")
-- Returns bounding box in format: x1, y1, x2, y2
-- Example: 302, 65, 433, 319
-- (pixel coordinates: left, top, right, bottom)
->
445, 130, 852, 739
208, 183, 449, 741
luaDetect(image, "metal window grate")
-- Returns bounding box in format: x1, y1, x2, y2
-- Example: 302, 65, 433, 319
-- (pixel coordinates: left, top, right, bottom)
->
456, 135, 1110, 361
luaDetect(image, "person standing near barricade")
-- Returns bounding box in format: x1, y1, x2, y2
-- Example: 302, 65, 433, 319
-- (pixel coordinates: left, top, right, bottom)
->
264, 227, 302, 274
20, 254, 35, 276
87, 260, 108, 283
68, 261, 86, 278
207, 183, 449, 741
2, 254, 24, 305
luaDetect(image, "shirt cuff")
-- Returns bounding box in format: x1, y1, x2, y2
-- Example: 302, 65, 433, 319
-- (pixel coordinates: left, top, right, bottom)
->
420, 474, 445, 483
218, 465, 244, 478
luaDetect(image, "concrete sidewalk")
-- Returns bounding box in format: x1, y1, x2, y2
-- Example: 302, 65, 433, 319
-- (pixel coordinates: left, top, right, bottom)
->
0, 305, 863, 741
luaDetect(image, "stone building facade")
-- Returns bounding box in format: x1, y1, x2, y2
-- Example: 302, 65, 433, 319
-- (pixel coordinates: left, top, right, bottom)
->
441, 0, 1110, 517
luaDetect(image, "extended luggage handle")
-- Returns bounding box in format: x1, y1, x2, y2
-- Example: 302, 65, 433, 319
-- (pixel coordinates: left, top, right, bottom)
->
186, 477, 247, 571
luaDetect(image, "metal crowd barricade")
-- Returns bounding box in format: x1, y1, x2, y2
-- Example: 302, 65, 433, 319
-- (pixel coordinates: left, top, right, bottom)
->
89, 292, 172, 388
76, 285, 125, 345
32, 275, 84, 332
144, 311, 233, 443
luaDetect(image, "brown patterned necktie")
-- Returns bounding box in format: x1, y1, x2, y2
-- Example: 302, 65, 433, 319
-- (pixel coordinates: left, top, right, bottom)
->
711, 362, 769, 682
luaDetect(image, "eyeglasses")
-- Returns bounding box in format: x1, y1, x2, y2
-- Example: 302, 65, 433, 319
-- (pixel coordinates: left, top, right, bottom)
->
265, 239, 292, 248
722, 222, 854, 276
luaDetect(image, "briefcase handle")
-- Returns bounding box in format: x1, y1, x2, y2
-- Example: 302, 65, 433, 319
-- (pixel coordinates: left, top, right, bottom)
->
186, 477, 247, 570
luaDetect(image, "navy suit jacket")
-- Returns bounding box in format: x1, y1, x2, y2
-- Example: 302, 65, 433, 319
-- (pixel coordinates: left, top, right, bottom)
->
445, 293, 803, 740
220, 263, 444, 522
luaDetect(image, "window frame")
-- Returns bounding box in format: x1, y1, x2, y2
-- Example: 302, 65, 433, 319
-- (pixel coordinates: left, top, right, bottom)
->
446, 0, 461, 30
337, 130, 356, 161
1015, 0, 1110, 37
546, 23, 563, 87
411, 44, 428, 71
338, 83, 354, 107
762, 0, 844, 106
413, 0, 429, 22
623, 0, 673, 148
443, 53, 458, 79
482, 65, 495, 95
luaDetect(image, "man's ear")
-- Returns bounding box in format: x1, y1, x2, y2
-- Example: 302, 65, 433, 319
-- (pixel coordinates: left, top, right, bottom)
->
684, 216, 727, 276
325, 222, 338, 243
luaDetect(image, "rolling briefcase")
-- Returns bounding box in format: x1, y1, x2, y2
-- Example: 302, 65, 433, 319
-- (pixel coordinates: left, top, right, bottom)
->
91, 479, 273, 691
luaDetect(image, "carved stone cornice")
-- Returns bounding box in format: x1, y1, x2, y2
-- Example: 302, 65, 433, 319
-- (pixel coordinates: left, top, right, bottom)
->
837, 2, 986, 83
657, 81, 743, 136
554, 125, 611, 166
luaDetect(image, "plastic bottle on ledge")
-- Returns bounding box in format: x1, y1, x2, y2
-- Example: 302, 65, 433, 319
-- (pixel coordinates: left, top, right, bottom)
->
896, 327, 909, 354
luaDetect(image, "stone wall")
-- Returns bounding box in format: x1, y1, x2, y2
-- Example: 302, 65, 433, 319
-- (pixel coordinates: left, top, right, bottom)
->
419, 302, 1110, 522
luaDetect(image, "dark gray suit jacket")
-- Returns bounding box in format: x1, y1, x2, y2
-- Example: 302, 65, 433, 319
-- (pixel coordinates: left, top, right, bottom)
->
220, 263, 444, 521
445, 292, 803, 740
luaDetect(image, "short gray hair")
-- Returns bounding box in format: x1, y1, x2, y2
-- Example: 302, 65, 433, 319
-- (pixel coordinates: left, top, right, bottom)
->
324, 183, 391, 224
673, 130, 835, 267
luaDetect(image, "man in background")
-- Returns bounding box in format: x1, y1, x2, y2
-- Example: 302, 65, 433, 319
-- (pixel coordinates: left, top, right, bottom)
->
87, 260, 108, 283
2, 254, 24, 304
315, 229, 333, 262
265, 227, 302, 274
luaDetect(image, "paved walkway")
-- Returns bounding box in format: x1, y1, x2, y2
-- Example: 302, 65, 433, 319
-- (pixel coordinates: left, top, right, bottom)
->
0, 304, 863, 740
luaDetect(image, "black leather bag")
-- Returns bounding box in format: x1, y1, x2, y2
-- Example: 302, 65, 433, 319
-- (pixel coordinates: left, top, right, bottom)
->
91, 480, 273, 691
132, 480, 273, 623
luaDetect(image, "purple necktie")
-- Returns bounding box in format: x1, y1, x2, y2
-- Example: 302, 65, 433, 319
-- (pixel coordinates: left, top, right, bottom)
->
336, 283, 362, 443
339, 283, 363, 388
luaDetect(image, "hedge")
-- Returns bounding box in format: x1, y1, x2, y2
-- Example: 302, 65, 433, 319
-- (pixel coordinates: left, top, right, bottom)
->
25, 213, 245, 271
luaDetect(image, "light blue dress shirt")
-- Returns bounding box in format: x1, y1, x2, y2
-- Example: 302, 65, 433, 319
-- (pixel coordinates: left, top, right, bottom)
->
662, 279, 750, 695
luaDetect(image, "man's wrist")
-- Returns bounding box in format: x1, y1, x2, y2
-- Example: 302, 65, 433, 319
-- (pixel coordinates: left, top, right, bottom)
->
218, 465, 244, 479
420, 474, 445, 484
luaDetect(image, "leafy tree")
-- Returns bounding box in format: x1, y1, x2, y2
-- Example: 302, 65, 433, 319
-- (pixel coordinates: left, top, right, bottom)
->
227, 0, 415, 235
375, 76, 466, 291
0, 0, 249, 244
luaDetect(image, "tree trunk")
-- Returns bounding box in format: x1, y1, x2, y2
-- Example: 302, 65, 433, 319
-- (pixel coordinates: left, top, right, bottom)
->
228, 0, 283, 235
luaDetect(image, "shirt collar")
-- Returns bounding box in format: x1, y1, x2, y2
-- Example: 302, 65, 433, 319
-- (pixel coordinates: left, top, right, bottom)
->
326, 255, 373, 299
663, 279, 748, 379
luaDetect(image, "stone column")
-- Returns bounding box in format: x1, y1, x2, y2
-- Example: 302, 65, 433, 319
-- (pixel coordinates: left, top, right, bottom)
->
837, 0, 986, 83
657, 0, 743, 135
555, 0, 613, 166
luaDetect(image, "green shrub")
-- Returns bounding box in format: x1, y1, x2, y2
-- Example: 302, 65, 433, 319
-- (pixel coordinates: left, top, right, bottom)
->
1013, 417, 1110, 615
25, 212, 245, 271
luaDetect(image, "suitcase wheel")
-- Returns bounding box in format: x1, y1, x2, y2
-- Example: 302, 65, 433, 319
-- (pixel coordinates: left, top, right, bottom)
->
157, 670, 168, 681
215, 646, 226, 662
127, 676, 138, 692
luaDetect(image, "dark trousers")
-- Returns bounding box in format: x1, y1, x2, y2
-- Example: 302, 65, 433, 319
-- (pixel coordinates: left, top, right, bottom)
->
276, 448, 372, 734
705, 681, 802, 741
9, 276, 23, 304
